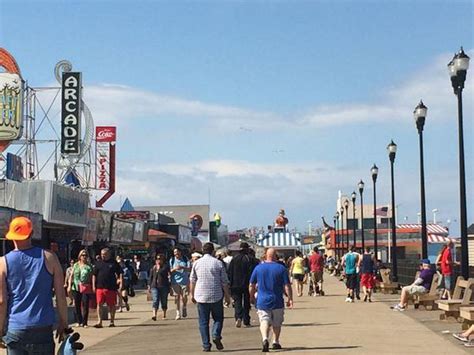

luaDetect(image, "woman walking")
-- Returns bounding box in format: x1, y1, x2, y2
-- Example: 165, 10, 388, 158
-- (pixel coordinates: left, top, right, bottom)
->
116, 256, 131, 312
360, 247, 375, 302
290, 251, 305, 297
68, 250, 93, 327
148, 254, 171, 321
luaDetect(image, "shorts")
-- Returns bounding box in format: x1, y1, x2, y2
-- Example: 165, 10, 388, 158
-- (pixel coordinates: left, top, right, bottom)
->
403, 285, 428, 296
257, 308, 284, 327
3, 327, 54, 354
442, 275, 452, 290
293, 274, 304, 282
171, 283, 188, 296
96, 288, 118, 307
360, 273, 375, 289
311, 271, 324, 284
345, 273, 357, 290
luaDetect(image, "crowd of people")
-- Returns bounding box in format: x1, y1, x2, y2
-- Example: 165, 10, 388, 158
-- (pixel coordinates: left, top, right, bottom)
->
0, 215, 468, 353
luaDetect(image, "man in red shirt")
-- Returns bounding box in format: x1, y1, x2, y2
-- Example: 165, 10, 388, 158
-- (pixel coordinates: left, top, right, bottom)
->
439, 241, 454, 300
309, 247, 325, 296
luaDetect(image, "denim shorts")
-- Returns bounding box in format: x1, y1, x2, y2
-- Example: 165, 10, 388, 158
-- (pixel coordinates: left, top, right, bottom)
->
3, 327, 54, 355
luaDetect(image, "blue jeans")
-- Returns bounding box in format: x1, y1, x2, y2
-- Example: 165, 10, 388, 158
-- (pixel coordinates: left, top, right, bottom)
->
197, 299, 224, 350
3, 327, 54, 355
151, 286, 169, 310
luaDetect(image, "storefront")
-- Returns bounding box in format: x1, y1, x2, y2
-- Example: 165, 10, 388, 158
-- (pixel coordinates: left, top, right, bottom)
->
0, 180, 89, 264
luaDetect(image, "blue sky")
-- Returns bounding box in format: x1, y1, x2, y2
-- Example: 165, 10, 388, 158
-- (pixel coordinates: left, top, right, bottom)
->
1, 0, 472, 234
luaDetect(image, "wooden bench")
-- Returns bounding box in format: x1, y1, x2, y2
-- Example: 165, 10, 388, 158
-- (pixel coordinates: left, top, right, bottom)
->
412, 272, 440, 310
435, 277, 474, 321
379, 268, 398, 294
460, 307, 474, 330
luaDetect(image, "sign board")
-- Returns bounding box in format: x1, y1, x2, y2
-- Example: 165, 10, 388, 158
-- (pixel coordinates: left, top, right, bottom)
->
95, 126, 116, 190
115, 211, 149, 221
6, 180, 88, 227
96, 210, 112, 241
133, 220, 145, 242
6, 153, 23, 182
61, 72, 81, 155
110, 218, 134, 244
0, 48, 23, 151
178, 225, 192, 244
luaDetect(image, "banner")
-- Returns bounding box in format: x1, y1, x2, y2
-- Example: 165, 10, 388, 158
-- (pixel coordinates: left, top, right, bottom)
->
95, 126, 116, 190
61, 72, 82, 155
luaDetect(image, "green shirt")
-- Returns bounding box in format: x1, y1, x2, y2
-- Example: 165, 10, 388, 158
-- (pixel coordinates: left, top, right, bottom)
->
71, 263, 93, 292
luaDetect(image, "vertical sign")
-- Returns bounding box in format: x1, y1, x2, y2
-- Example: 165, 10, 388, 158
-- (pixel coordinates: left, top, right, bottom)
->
61, 72, 81, 154
95, 126, 116, 190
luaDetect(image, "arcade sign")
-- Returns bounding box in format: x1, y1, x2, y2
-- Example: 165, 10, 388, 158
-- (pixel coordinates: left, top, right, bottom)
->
61, 72, 82, 155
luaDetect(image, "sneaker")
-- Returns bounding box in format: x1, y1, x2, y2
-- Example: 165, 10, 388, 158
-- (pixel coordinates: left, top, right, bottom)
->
349, 298, 354, 303
272, 343, 282, 350
182, 307, 187, 318
126, 304, 130, 311
213, 338, 224, 351
453, 333, 469, 342
465, 340, 474, 347
244, 323, 252, 328
391, 304, 405, 311
152, 316, 157, 321
175, 312, 181, 320
345, 297, 351, 303
363, 295, 368, 302
202, 348, 211, 352
235, 319, 242, 328
262, 339, 270, 352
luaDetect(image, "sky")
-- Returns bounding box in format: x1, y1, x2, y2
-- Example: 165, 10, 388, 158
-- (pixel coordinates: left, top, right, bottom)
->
1, 0, 473, 234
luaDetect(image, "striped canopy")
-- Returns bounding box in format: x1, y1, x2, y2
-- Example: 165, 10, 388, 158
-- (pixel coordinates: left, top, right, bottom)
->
257, 232, 301, 248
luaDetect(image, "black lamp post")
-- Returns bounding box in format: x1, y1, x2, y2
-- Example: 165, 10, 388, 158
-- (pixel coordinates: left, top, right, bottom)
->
358, 180, 365, 250
344, 199, 349, 251
371, 164, 379, 258
334, 213, 339, 259
387, 140, 398, 281
340, 206, 345, 252
414, 100, 428, 259
448, 47, 470, 280
351, 191, 357, 246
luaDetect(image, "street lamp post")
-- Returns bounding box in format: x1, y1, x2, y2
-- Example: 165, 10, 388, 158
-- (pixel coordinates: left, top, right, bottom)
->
351, 191, 357, 246
344, 199, 349, 251
340, 206, 345, 252
334, 214, 339, 259
414, 100, 428, 259
448, 47, 470, 280
358, 180, 365, 250
387, 140, 398, 281
371, 164, 379, 258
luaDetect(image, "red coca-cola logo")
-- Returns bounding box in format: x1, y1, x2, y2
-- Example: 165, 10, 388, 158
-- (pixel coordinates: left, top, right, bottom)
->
96, 126, 116, 142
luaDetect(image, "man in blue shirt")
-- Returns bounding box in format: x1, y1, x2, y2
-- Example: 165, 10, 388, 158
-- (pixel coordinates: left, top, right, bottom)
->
249, 248, 293, 352
342, 246, 359, 303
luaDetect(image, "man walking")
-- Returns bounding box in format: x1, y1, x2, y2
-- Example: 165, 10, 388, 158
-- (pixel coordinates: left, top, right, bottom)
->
190, 242, 231, 352
342, 246, 359, 303
0, 216, 68, 353
92, 248, 123, 328
170, 248, 191, 319
249, 248, 293, 352
228, 242, 258, 328
309, 246, 325, 296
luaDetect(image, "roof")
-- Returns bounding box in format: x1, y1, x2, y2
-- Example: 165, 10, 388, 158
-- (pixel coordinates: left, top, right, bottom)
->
136, 204, 210, 228
468, 224, 474, 235
257, 232, 301, 248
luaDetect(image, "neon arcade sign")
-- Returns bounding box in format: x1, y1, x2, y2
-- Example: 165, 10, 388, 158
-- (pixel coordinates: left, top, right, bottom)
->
61, 72, 82, 154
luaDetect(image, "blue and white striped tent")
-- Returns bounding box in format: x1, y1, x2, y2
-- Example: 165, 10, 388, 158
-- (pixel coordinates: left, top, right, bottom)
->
257, 232, 302, 248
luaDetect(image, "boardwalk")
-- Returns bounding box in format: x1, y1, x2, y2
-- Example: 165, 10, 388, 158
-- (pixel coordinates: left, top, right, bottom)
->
63, 273, 470, 354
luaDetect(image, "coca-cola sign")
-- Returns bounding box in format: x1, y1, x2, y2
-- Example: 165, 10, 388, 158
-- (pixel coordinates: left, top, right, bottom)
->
96, 126, 116, 142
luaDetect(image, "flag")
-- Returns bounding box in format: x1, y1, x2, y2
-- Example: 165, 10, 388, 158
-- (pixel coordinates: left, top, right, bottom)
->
375, 206, 389, 216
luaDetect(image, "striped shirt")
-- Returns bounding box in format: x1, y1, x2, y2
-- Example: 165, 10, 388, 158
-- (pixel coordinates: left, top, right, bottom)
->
190, 254, 229, 303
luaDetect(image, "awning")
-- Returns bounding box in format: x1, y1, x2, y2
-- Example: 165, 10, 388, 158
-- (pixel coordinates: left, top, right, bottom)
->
398, 224, 449, 235
257, 232, 301, 248
147, 229, 176, 242
428, 234, 459, 244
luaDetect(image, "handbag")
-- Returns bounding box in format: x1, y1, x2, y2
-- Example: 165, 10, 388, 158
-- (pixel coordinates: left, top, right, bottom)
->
79, 283, 93, 294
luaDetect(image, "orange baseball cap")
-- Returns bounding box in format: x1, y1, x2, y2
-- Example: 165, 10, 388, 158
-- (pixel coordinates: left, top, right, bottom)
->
6, 216, 33, 241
